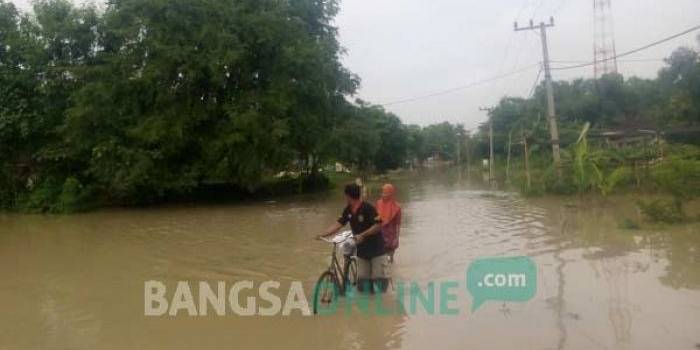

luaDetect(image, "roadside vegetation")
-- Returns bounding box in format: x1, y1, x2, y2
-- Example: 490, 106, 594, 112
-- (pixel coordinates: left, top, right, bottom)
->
1, 0, 698, 215
0, 0, 460, 212
473, 42, 700, 223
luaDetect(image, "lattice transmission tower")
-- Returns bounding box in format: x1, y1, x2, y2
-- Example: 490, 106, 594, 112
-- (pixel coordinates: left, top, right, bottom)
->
593, 0, 618, 78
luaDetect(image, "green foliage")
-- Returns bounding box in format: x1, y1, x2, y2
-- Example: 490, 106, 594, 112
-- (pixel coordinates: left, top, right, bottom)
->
0, 0, 363, 211
328, 106, 469, 172
329, 103, 381, 172
420, 122, 466, 161
329, 102, 408, 172
17, 177, 92, 213
543, 165, 576, 195
572, 123, 601, 193
0, 0, 699, 212
373, 110, 408, 171
0, 167, 18, 209
405, 124, 425, 164
537, 123, 631, 196
637, 156, 699, 224
637, 198, 685, 224
260, 173, 330, 196
476, 43, 700, 198
598, 166, 633, 197
55, 177, 93, 213
619, 218, 641, 230
17, 177, 62, 213
651, 156, 700, 201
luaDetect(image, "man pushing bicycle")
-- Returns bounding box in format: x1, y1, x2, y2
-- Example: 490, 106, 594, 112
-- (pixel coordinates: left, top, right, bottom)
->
317, 183, 389, 293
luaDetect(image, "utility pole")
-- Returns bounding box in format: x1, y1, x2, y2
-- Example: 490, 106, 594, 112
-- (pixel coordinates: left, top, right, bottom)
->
515, 17, 562, 178
479, 107, 495, 184
465, 130, 471, 178
456, 131, 461, 166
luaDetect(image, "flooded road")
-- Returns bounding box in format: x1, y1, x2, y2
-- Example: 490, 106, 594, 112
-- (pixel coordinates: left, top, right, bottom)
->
1, 171, 699, 350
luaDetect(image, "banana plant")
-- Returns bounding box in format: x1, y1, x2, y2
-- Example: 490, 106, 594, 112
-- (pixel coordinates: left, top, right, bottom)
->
573, 123, 632, 196
573, 123, 602, 193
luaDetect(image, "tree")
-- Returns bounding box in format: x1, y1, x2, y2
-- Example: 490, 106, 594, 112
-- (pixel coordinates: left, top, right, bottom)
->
1, 0, 361, 209
329, 102, 407, 172
658, 47, 700, 125
421, 122, 462, 161
405, 124, 425, 165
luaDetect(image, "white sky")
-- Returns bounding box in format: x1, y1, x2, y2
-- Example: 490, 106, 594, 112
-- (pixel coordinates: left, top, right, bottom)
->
10, 0, 700, 129
335, 0, 700, 129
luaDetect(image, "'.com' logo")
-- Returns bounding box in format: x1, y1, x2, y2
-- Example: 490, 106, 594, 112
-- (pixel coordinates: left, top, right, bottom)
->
466, 256, 537, 312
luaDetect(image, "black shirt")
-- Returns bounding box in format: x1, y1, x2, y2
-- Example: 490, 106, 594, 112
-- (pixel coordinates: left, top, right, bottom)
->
337, 202, 385, 259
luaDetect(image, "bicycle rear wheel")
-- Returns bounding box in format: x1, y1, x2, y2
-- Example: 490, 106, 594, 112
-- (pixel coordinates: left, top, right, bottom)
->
312, 271, 339, 315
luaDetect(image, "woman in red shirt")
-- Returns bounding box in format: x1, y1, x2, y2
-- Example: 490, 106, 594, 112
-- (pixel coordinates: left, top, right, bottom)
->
377, 184, 402, 263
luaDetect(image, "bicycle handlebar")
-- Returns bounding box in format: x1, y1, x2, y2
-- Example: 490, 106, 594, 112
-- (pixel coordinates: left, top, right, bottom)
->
320, 236, 355, 244
320, 231, 355, 244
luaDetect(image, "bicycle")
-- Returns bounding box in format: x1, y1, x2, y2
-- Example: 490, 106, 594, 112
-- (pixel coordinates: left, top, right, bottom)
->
312, 231, 358, 314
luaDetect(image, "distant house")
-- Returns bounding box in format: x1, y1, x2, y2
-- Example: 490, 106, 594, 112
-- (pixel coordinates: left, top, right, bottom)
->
589, 129, 660, 149
334, 162, 350, 173
586, 118, 660, 146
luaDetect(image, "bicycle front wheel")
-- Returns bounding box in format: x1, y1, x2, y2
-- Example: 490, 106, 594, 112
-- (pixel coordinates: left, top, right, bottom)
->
344, 257, 357, 290
312, 271, 339, 315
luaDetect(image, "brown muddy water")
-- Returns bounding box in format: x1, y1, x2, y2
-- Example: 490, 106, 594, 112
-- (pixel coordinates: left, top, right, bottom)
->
1, 171, 699, 350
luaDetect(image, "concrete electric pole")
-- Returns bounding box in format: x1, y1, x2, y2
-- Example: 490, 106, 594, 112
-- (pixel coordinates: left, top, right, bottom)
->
515, 17, 562, 178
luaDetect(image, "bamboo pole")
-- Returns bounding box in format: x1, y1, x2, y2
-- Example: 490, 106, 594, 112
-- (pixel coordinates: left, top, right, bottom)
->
506, 130, 513, 184
523, 129, 532, 192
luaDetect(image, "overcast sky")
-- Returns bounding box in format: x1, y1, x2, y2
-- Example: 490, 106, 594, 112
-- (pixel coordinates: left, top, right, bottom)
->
335, 0, 700, 129
10, 0, 700, 129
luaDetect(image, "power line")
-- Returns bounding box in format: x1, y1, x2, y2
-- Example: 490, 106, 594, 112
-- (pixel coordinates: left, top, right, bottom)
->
552, 24, 700, 71
380, 63, 540, 107
553, 0, 570, 15
530, 0, 546, 20
515, 0, 533, 22
551, 58, 664, 64
494, 0, 542, 99
550, 58, 665, 70
379, 24, 699, 107
527, 64, 543, 98
522, 59, 651, 96
492, 0, 531, 98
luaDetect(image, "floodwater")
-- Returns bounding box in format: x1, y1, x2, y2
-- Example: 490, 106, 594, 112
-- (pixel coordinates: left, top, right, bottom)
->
1, 171, 699, 350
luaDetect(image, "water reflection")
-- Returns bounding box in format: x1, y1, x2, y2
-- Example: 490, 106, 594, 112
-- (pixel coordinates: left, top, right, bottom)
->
0, 172, 699, 349
659, 230, 700, 290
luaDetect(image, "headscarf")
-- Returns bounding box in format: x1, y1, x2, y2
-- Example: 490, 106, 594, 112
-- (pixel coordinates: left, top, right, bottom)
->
376, 184, 401, 225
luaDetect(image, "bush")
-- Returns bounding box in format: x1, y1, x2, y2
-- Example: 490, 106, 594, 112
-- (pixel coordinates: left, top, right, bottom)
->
619, 218, 641, 230
17, 177, 62, 213
17, 177, 93, 213
543, 165, 577, 195
0, 167, 18, 210
651, 157, 700, 200
637, 199, 685, 223
259, 173, 330, 196
55, 177, 93, 213
599, 166, 633, 196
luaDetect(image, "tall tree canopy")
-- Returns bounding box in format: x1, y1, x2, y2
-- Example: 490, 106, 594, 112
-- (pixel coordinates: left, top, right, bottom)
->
1, 0, 363, 209
0, 0, 698, 211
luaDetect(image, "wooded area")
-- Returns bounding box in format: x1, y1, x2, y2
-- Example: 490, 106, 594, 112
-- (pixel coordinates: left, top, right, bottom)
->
1, 0, 698, 213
